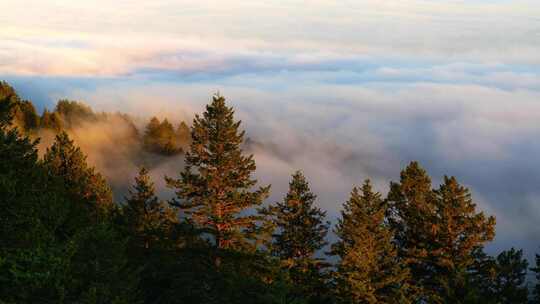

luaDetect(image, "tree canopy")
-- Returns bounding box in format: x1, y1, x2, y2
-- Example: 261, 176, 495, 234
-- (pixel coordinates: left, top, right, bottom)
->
1, 81, 538, 304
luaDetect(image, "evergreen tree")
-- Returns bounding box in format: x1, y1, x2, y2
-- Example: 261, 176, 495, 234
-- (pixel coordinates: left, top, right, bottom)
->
159, 118, 178, 155
41, 109, 64, 132
43, 131, 113, 221
166, 94, 270, 253
331, 180, 411, 304
386, 161, 435, 301
143, 117, 182, 155
0, 92, 58, 248
386, 162, 495, 303
11, 100, 40, 131
143, 116, 161, 152
466, 247, 529, 303
489, 248, 529, 304
0, 81, 39, 132
0, 86, 70, 302
267, 170, 330, 301
124, 167, 177, 251
429, 176, 496, 302
55, 99, 96, 127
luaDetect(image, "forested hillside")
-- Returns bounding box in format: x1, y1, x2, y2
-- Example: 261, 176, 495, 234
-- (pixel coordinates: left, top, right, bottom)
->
0, 80, 538, 303
1, 81, 191, 156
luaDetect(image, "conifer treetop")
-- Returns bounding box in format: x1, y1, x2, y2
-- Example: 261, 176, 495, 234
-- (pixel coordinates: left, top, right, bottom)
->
167, 94, 270, 251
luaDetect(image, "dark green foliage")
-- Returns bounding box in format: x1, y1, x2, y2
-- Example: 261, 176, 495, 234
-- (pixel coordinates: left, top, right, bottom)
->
120, 169, 201, 304
490, 248, 529, 303
266, 171, 330, 302
0, 97, 138, 303
43, 131, 113, 221
140, 246, 306, 304
123, 167, 177, 252
166, 94, 270, 252
331, 180, 411, 304
0, 101, 69, 302
67, 222, 141, 304
458, 248, 529, 303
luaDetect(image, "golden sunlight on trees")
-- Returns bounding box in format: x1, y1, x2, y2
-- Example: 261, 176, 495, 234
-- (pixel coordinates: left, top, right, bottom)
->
0, 81, 537, 303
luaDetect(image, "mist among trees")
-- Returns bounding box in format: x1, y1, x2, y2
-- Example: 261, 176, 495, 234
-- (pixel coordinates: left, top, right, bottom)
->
1, 80, 539, 303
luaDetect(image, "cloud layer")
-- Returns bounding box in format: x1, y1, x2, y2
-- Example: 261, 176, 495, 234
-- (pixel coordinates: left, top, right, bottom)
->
1, 0, 540, 76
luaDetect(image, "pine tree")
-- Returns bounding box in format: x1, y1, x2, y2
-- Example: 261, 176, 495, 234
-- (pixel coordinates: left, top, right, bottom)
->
268, 170, 329, 301
43, 131, 113, 220
166, 94, 270, 253
531, 253, 540, 303
10, 100, 40, 132
387, 162, 496, 303
0, 92, 81, 302
41, 109, 63, 132
143, 117, 182, 155
143, 116, 161, 152
386, 161, 435, 301
0, 89, 67, 245
430, 176, 496, 302
124, 167, 177, 251
490, 248, 529, 304
158, 118, 178, 155
469, 248, 529, 303
0, 95, 45, 247
331, 180, 411, 304
0, 82, 39, 132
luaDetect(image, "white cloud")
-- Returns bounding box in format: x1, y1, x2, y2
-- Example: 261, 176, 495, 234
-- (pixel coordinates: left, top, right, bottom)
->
1, 0, 540, 76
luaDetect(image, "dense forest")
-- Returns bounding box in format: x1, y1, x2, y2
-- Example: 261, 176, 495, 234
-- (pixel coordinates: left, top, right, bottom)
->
0, 80, 539, 303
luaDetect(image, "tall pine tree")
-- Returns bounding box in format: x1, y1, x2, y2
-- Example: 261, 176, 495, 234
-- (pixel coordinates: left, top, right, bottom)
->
267, 170, 330, 301
124, 167, 177, 251
43, 131, 113, 221
429, 176, 495, 302
166, 94, 270, 254
331, 180, 411, 304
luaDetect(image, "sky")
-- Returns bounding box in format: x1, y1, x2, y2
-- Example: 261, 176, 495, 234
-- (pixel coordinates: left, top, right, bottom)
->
1, 0, 540, 258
